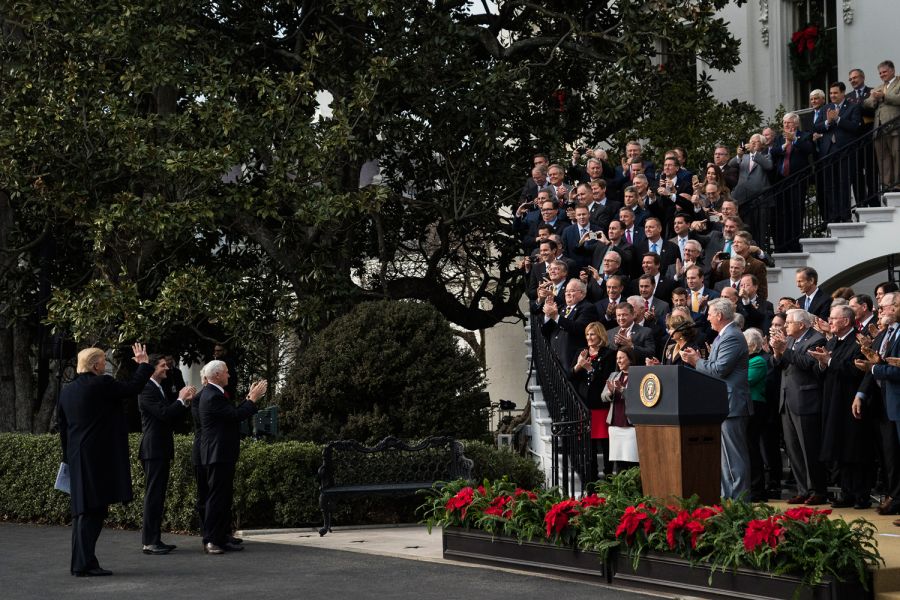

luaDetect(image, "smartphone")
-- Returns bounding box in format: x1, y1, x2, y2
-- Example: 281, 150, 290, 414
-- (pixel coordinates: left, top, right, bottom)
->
717, 251, 731, 260
708, 214, 721, 223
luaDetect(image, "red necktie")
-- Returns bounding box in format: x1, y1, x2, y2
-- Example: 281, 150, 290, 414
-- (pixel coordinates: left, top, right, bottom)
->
626, 230, 632, 244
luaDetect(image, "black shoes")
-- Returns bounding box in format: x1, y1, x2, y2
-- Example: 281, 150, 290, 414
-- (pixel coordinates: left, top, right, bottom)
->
229, 536, 243, 545
73, 567, 113, 577
204, 542, 243, 554
142, 544, 172, 555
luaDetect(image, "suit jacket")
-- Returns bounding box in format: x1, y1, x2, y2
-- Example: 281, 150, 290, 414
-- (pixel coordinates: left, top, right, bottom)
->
847, 85, 874, 122
607, 323, 656, 363
523, 217, 569, 255
138, 380, 189, 461
541, 300, 601, 370
737, 298, 775, 332
730, 152, 773, 204
568, 346, 617, 409
775, 328, 825, 414
864, 76, 900, 131
593, 296, 625, 330
770, 132, 816, 178
633, 238, 680, 276
199, 383, 259, 466
561, 223, 599, 268
589, 199, 621, 233
715, 255, 768, 301
695, 322, 752, 417
591, 240, 636, 280
797, 289, 832, 321
58, 362, 154, 515
813, 101, 861, 156
873, 328, 900, 420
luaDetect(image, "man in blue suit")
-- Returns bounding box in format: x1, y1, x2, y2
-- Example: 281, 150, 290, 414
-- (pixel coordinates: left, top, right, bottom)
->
770, 112, 816, 252
869, 294, 900, 441
681, 298, 752, 499
813, 81, 862, 223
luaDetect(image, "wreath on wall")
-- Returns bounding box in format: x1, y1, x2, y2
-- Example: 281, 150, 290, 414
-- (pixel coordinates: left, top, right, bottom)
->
788, 24, 835, 82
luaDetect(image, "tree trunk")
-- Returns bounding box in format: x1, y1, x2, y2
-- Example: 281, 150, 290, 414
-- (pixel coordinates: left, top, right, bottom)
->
0, 325, 15, 431
13, 321, 32, 431
32, 362, 59, 433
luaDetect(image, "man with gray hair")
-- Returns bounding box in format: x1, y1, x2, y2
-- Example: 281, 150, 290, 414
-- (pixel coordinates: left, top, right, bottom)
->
770, 112, 816, 252
681, 298, 752, 499
199, 361, 267, 554
770, 308, 827, 505
541, 278, 599, 369
809, 305, 870, 509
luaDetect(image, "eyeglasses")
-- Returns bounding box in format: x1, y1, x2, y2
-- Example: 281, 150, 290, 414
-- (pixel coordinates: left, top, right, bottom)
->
540, 208, 555, 213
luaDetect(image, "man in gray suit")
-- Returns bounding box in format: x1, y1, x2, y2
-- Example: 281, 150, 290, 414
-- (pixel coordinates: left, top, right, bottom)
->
607, 301, 657, 363
681, 298, 752, 499
770, 309, 828, 505
730, 134, 773, 244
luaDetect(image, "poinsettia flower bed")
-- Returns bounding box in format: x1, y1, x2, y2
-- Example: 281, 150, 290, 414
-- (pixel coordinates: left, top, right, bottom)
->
421, 469, 882, 591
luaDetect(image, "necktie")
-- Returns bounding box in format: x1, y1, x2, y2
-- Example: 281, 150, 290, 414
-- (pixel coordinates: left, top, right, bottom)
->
679, 237, 686, 259
626, 229, 632, 244
881, 326, 898, 355
724, 240, 732, 254
580, 227, 587, 239
692, 291, 700, 313
650, 242, 657, 254
564, 306, 574, 318
783, 140, 792, 176
732, 281, 738, 290
748, 154, 756, 173
804, 296, 811, 311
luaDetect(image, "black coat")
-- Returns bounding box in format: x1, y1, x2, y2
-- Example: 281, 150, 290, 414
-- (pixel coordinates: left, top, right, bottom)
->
819, 334, 871, 463
138, 380, 189, 461
569, 346, 617, 409
199, 383, 258, 465
58, 362, 154, 515
540, 300, 601, 370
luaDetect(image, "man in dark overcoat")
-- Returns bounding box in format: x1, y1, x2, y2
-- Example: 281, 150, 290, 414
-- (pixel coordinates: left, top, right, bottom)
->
58, 343, 153, 576
811, 305, 872, 508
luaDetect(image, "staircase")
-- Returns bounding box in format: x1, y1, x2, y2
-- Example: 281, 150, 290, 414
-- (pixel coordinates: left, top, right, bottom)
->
767, 192, 900, 301
524, 323, 554, 486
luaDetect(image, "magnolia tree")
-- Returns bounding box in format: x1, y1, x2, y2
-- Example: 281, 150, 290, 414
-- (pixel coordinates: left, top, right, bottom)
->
0, 0, 756, 431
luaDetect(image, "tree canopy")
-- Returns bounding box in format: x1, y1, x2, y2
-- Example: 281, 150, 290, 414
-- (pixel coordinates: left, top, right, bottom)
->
0, 0, 756, 429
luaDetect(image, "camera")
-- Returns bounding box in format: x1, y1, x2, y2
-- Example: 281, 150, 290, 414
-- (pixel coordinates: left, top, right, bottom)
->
565, 200, 578, 209
717, 251, 731, 260
587, 231, 600, 241
708, 213, 722, 223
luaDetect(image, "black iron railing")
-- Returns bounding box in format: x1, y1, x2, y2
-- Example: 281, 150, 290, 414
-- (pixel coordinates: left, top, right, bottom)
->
740, 114, 900, 254
529, 314, 594, 497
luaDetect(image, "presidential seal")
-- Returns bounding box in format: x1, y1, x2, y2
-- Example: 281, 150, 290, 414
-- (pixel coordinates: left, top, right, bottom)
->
639, 373, 661, 408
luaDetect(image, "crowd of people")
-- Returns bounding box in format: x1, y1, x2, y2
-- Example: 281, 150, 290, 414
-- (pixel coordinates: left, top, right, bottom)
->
516, 61, 900, 505
57, 343, 266, 576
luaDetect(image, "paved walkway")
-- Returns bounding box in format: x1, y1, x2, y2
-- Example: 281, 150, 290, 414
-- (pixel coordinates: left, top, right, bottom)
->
0, 523, 657, 600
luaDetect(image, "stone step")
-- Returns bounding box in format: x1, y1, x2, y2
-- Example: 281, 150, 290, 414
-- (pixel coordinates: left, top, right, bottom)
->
772, 252, 810, 268
856, 206, 896, 222
885, 192, 900, 208
799, 237, 838, 253
766, 267, 781, 283
827, 222, 866, 238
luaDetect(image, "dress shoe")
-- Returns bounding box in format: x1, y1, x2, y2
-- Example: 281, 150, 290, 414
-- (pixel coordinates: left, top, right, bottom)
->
876, 497, 895, 515
161, 542, 177, 551
786, 494, 809, 505
143, 544, 172, 555
893, 518, 900, 527
222, 542, 244, 552
73, 567, 113, 577
204, 543, 225, 555
229, 536, 243, 545
830, 498, 854, 508
804, 494, 827, 506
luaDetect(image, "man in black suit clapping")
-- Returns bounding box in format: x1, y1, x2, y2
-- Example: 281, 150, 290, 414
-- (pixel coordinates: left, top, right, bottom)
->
199, 362, 267, 554
139, 355, 195, 555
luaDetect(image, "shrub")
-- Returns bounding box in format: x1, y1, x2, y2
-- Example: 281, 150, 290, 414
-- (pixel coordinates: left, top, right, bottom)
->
0, 433, 541, 531
279, 300, 490, 444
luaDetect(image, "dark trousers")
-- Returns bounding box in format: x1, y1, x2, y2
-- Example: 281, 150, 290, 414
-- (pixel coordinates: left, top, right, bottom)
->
748, 402, 768, 498
71, 507, 108, 574
782, 408, 826, 496
141, 458, 171, 545
878, 412, 900, 499
204, 462, 235, 546
774, 183, 806, 253
840, 462, 873, 504
194, 464, 209, 543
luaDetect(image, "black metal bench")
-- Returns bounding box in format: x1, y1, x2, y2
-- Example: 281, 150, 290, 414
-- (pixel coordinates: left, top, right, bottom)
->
317, 436, 473, 536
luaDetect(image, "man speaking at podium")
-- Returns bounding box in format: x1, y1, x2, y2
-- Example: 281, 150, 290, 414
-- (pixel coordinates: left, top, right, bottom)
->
680, 298, 752, 499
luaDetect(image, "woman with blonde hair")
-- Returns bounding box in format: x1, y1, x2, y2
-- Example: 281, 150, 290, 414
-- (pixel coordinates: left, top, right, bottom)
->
571, 321, 617, 479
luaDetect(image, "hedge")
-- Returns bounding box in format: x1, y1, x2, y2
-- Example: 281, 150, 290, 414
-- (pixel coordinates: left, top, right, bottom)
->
0, 433, 543, 533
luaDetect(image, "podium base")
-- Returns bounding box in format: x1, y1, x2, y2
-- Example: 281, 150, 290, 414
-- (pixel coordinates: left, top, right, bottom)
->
635, 423, 721, 505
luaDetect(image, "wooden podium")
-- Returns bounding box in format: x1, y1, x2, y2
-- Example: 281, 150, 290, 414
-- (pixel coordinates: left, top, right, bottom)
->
625, 365, 729, 505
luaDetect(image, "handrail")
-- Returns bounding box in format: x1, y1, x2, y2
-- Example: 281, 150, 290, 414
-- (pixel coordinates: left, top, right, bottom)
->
739, 114, 900, 254
529, 313, 595, 497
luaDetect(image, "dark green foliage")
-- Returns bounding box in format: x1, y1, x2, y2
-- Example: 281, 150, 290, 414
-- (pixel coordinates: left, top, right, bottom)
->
0, 433, 541, 530
280, 300, 490, 444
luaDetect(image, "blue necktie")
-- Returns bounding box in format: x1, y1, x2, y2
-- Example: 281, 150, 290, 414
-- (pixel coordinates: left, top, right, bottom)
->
804, 296, 811, 311
650, 242, 657, 253
724, 240, 732, 254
